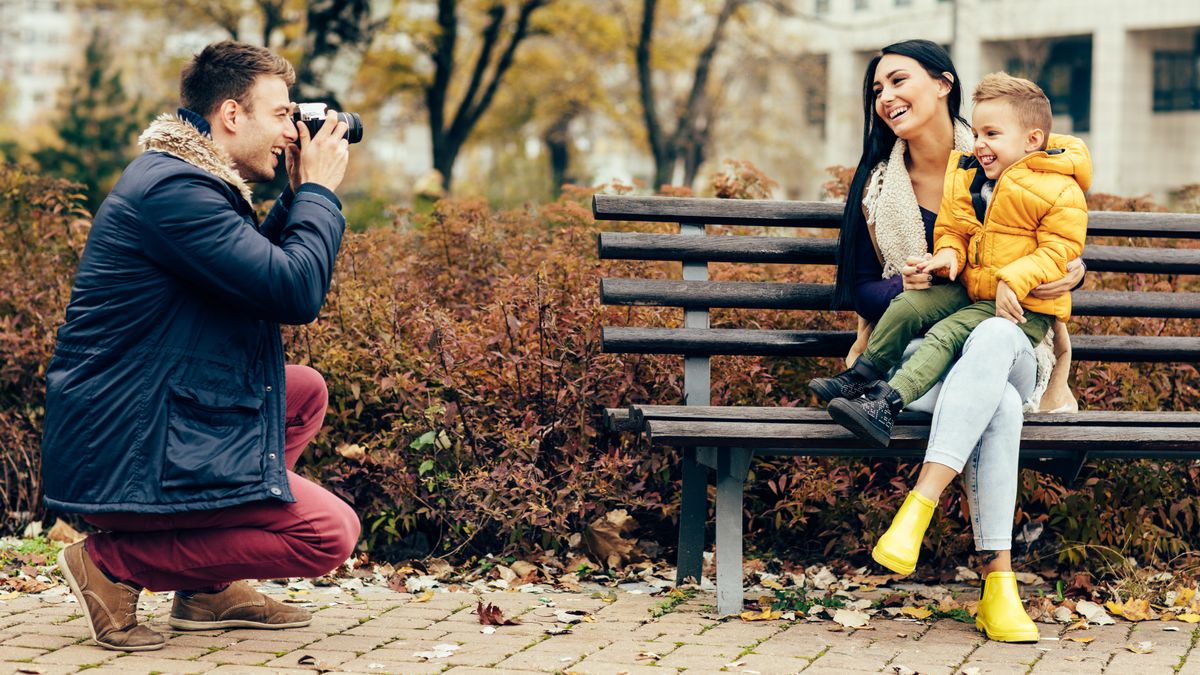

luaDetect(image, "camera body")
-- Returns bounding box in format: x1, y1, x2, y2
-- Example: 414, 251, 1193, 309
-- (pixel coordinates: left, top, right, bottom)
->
293, 103, 363, 144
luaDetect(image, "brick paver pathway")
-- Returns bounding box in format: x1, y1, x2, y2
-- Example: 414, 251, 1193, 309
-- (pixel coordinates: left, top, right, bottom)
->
0, 581, 1193, 674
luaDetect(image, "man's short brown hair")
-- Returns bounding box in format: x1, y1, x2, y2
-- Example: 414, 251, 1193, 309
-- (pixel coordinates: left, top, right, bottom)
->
973, 72, 1052, 149
181, 40, 296, 119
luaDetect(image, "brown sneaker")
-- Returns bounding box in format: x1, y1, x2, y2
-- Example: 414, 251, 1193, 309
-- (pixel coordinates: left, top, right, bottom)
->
169, 580, 312, 630
57, 541, 165, 651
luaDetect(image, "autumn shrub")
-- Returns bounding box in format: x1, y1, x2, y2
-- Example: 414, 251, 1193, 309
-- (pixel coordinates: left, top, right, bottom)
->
3, 159, 1199, 579
0, 164, 90, 533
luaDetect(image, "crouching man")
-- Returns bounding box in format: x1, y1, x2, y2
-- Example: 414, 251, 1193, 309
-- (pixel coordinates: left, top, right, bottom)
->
41, 40, 360, 651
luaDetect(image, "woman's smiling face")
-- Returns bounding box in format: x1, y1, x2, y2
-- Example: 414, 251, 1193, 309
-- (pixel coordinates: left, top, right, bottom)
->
872, 53, 951, 139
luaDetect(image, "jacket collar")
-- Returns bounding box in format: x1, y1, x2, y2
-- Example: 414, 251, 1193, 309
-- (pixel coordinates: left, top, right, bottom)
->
137, 110, 253, 206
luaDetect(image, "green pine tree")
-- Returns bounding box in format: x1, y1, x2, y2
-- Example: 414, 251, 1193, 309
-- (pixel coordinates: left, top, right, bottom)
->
34, 29, 150, 213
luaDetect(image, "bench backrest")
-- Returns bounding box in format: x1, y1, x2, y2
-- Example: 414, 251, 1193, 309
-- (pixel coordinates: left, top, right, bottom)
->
593, 195, 1200, 407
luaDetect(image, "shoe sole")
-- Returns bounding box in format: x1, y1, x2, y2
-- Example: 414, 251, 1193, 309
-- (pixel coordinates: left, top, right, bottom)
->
57, 547, 165, 652
168, 617, 313, 631
828, 399, 891, 448
976, 619, 1040, 643
808, 378, 842, 404
870, 545, 915, 576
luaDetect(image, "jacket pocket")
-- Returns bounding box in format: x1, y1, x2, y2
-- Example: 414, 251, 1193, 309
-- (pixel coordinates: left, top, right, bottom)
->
162, 385, 265, 490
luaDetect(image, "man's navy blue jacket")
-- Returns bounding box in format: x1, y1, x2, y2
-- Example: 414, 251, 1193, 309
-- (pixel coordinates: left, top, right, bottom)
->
41, 110, 345, 514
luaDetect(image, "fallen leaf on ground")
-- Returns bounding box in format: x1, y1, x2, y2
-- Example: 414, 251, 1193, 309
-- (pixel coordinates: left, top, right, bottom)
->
481, 626, 496, 634
1177, 613, 1200, 623
414, 644, 460, 660
47, 519, 84, 544
413, 589, 434, 603
477, 601, 520, 625
1054, 607, 1076, 623
637, 651, 660, 660
832, 608, 871, 628
891, 665, 917, 675
900, 606, 933, 620
584, 509, 639, 570
740, 607, 782, 621
1108, 598, 1154, 622
1174, 587, 1196, 607
1126, 641, 1154, 654
1075, 600, 1116, 626
335, 443, 366, 461
555, 609, 590, 624
954, 567, 979, 582
1064, 636, 1094, 643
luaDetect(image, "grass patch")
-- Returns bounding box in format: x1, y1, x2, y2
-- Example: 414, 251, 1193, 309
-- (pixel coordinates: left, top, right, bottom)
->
649, 588, 696, 618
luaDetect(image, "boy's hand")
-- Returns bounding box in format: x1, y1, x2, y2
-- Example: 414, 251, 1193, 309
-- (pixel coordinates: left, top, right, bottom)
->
917, 248, 959, 280
996, 280, 1025, 324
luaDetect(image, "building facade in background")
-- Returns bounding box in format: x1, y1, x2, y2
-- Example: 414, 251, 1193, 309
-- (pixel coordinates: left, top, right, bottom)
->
1, 0, 1197, 202
796, 0, 1200, 201
0, 0, 81, 123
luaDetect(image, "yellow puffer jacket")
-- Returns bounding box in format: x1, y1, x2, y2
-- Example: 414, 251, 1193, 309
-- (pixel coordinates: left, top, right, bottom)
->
933, 134, 1090, 321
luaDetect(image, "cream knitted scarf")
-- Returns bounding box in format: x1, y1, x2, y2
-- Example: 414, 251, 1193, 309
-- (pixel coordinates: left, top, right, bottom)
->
862, 119, 975, 278
861, 119, 1058, 409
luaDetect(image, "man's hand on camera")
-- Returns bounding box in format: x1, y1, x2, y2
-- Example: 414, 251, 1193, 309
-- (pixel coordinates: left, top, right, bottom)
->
294, 109, 350, 193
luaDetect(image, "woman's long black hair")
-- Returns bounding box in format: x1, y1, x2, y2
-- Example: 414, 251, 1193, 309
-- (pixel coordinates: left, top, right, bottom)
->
831, 39, 966, 311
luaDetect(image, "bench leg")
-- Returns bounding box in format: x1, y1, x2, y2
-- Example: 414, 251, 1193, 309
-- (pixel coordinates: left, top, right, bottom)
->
715, 447, 752, 616
675, 447, 707, 586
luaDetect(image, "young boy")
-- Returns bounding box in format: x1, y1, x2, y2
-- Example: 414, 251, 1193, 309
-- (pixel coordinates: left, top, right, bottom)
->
810, 72, 1090, 447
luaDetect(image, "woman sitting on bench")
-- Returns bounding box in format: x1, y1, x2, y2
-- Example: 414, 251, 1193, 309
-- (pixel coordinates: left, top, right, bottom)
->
829, 39, 1084, 643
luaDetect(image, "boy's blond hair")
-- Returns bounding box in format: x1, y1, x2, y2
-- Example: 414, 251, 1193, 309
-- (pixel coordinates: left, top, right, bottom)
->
973, 72, 1052, 150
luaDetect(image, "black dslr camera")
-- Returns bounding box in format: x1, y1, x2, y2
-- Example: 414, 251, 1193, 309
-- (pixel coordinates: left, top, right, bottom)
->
293, 103, 363, 144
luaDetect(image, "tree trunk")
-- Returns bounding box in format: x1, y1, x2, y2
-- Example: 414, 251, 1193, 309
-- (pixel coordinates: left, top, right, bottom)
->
544, 110, 576, 196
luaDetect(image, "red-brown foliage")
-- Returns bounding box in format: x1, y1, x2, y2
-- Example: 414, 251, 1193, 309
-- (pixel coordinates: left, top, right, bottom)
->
2, 161, 1198, 575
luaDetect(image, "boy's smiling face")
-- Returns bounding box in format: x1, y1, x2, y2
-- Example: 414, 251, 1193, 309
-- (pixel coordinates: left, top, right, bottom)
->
971, 98, 1044, 180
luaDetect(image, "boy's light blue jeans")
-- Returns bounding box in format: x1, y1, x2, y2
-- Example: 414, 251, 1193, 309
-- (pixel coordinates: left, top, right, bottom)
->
893, 317, 1036, 551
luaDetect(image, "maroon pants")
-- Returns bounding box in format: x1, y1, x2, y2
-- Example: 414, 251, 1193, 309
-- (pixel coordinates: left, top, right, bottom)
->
84, 365, 360, 592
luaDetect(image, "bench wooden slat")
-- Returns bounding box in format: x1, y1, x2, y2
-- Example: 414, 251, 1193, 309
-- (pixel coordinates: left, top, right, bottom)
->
1085, 245, 1200, 275
646, 420, 1200, 453
599, 234, 1200, 275
593, 196, 1200, 238
602, 327, 1200, 361
598, 232, 837, 263
601, 279, 1200, 318
603, 408, 642, 433
628, 405, 1200, 427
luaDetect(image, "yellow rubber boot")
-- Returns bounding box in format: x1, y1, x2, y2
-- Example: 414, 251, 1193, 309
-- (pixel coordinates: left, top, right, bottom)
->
975, 571, 1040, 642
871, 490, 935, 576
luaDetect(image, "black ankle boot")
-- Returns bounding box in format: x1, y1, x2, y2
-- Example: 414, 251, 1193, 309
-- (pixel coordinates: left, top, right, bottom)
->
827, 380, 904, 448
808, 356, 883, 403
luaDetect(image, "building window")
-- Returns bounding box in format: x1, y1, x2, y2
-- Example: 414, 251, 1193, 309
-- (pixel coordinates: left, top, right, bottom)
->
804, 55, 828, 137
1008, 37, 1092, 133
1153, 51, 1199, 112
855, 0, 869, 9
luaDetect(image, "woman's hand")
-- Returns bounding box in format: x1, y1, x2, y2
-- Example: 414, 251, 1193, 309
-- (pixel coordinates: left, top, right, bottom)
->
901, 254, 934, 291
847, 316, 873, 367
1029, 258, 1086, 300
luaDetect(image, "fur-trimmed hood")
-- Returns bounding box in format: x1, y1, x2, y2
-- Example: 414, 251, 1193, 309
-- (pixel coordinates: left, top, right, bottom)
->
138, 113, 254, 206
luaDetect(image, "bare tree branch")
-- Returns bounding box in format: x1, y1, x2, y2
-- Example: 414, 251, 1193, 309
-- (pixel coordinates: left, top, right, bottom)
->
449, 3, 506, 141
461, 0, 546, 135
636, 0, 664, 168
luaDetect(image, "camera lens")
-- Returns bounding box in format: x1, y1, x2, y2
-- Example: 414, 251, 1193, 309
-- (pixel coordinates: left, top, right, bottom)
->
292, 103, 364, 144
339, 112, 363, 144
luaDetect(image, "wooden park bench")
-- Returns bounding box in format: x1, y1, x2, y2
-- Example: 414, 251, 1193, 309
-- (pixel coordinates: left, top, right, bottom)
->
594, 195, 1200, 615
